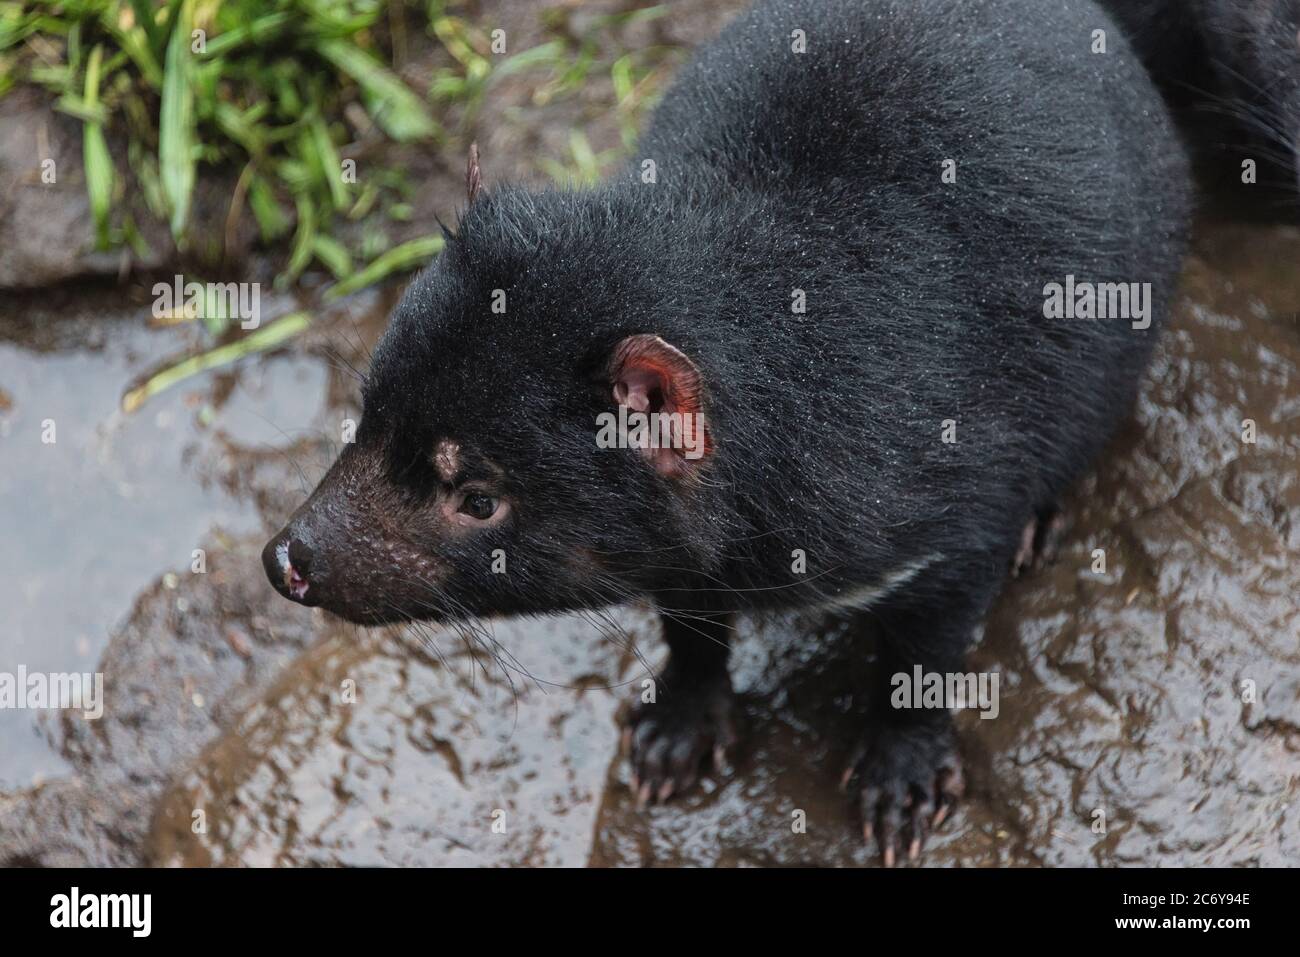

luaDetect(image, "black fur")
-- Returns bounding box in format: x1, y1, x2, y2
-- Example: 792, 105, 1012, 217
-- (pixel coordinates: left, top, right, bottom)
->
265, 0, 1192, 859
1101, 0, 1300, 187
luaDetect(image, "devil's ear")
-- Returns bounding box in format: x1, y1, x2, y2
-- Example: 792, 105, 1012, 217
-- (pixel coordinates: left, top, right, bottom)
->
466, 141, 482, 203
608, 334, 711, 477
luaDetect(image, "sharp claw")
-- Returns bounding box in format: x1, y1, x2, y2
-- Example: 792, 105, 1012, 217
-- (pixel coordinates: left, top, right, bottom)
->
622, 679, 738, 809
881, 815, 902, 865
849, 730, 962, 864
840, 766, 854, 790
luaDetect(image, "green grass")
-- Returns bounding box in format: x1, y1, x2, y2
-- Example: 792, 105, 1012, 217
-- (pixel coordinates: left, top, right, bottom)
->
1, 0, 444, 266
0, 0, 680, 409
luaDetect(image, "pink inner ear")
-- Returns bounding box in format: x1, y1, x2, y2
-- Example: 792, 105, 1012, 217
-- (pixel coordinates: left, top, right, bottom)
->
612, 366, 657, 413
609, 334, 711, 477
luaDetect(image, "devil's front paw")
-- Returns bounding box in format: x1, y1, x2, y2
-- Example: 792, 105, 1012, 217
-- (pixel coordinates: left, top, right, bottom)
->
842, 719, 964, 866
620, 672, 738, 808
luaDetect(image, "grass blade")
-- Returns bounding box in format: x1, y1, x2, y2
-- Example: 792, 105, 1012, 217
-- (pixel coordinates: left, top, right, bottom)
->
82, 44, 114, 249
248, 172, 290, 240
159, 0, 196, 240
309, 113, 349, 210
311, 234, 353, 278
283, 193, 317, 285
121, 311, 312, 413
326, 234, 443, 299
128, 0, 163, 52
316, 38, 438, 142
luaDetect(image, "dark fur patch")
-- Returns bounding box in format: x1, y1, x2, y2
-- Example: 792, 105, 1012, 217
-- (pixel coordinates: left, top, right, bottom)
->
1102, 0, 1300, 189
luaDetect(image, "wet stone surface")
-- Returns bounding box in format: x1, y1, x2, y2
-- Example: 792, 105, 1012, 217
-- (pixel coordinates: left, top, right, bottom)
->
147, 610, 645, 867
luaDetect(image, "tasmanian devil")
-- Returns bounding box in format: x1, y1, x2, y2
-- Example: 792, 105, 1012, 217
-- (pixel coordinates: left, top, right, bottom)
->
263, 0, 1192, 864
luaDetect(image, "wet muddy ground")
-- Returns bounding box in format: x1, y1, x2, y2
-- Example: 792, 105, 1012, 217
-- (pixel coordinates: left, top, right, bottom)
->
1, 1, 1297, 867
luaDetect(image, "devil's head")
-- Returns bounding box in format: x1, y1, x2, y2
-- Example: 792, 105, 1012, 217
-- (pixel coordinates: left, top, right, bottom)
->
263, 175, 725, 625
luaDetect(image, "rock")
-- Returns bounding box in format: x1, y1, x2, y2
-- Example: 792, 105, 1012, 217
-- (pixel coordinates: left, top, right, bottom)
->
0, 536, 320, 866
0, 88, 172, 289
146, 609, 649, 866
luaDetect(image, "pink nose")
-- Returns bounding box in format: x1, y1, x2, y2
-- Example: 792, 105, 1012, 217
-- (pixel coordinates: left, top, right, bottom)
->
287, 563, 309, 599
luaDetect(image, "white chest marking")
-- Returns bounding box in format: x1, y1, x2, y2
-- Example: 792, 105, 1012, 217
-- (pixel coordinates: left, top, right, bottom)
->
813, 553, 942, 614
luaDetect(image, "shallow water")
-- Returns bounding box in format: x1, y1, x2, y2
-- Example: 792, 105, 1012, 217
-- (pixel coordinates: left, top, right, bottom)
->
1, 218, 1295, 867
0, 286, 383, 789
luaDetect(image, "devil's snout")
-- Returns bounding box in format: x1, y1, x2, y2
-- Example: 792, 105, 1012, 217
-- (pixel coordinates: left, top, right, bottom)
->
260, 447, 438, 625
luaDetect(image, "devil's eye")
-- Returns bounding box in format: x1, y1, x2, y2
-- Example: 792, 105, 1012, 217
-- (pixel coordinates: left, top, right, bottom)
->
459, 493, 499, 521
